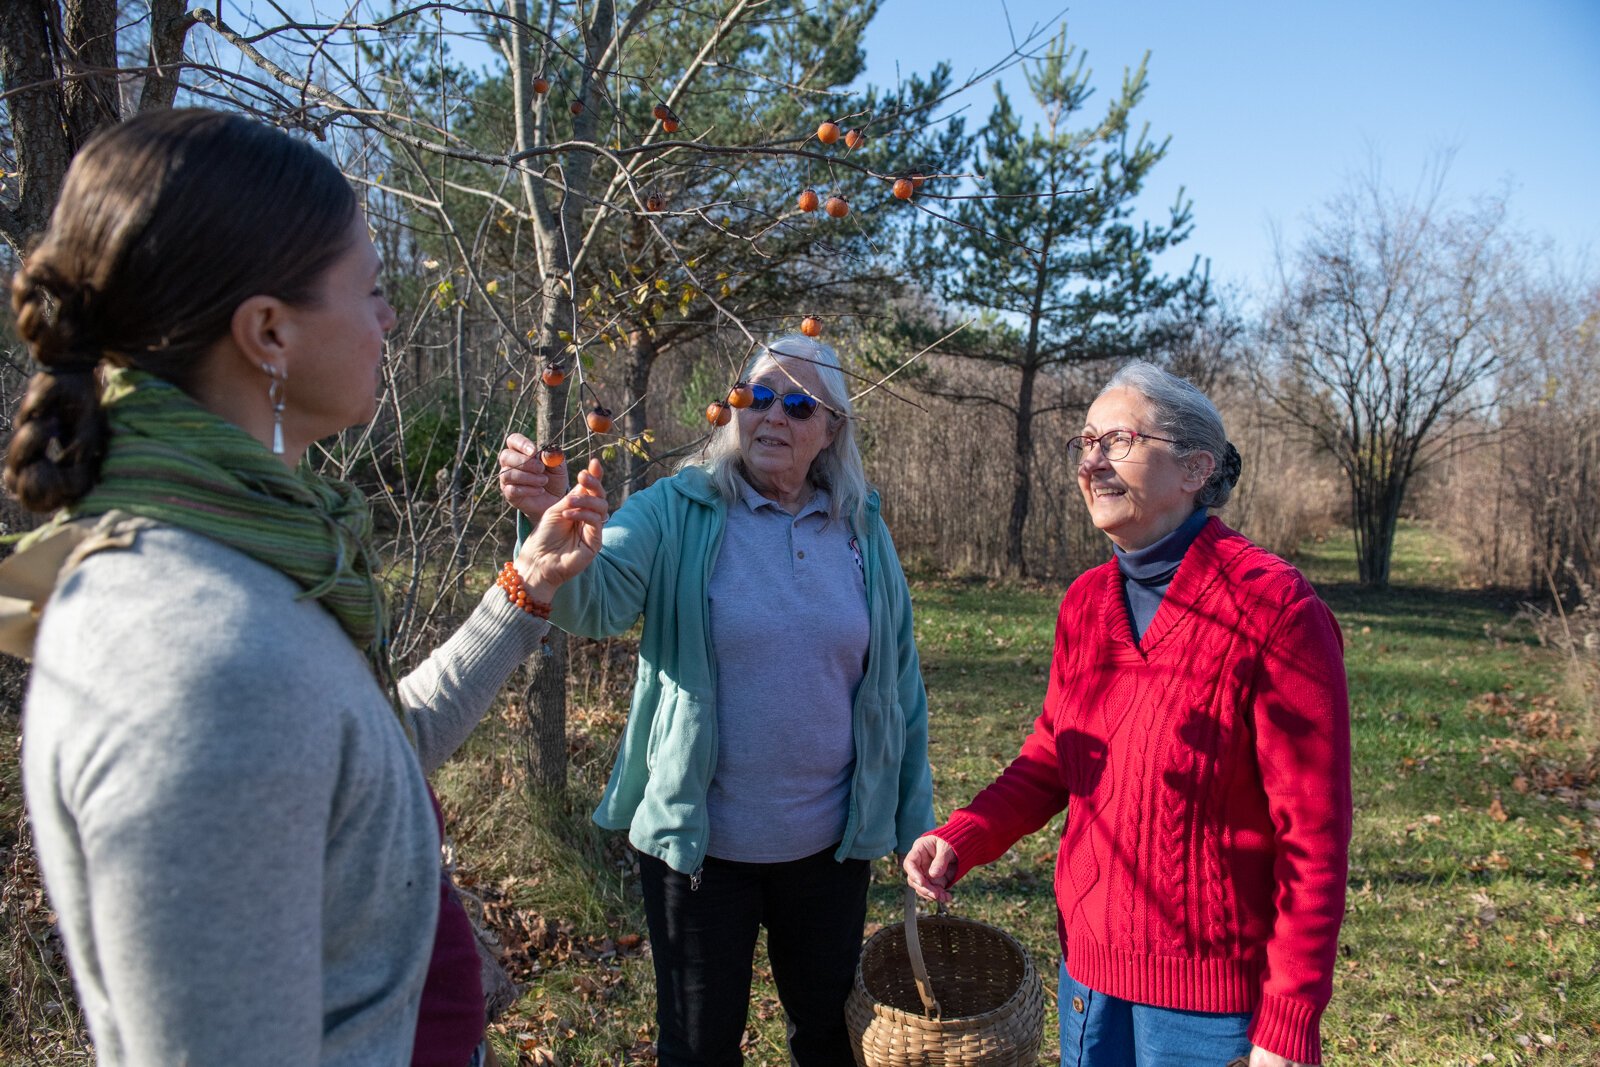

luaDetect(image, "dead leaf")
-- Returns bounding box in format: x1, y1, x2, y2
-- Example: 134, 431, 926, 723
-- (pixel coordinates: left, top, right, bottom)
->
1488, 797, 1509, 822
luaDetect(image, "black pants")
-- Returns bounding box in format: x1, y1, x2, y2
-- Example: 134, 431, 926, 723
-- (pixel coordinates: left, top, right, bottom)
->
638, 845, 870, 1067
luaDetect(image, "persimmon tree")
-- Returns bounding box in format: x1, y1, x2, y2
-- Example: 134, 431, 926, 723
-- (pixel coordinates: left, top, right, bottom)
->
2, 0, 1061, 792
166, 0, 1050, 791
901, 28, 1204, 576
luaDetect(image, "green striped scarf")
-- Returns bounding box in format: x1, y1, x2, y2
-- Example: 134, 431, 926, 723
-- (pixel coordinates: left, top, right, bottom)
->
40, 368, 390, 667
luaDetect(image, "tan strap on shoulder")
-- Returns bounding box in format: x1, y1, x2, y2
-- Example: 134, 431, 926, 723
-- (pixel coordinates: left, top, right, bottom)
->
0, 513, 152, 660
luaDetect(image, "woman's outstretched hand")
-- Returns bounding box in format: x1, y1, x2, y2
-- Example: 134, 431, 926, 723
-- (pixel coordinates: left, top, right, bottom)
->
498, 432, 569, 523
902, 835, 958, 904
514, 458, 608, 598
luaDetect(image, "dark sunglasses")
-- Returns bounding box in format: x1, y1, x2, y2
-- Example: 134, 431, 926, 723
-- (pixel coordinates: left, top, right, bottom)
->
741, 382, 821, 421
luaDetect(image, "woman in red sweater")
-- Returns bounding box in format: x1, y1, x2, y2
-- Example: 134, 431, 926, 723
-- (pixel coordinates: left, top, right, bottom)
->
904, 362, 1351, 1067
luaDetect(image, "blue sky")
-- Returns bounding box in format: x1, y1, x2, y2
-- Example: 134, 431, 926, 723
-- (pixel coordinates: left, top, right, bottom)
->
857, 0, 1600, 296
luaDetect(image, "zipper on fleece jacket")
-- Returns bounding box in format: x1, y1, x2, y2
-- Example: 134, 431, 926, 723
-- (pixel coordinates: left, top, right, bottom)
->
835, 506, 879, 861
687, 500, 726, 890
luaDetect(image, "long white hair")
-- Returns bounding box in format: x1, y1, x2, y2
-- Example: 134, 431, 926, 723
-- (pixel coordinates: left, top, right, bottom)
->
688, 334, 870, 526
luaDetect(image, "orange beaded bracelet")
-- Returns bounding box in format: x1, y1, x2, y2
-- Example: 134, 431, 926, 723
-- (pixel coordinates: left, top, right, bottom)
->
496, 561, 552, 618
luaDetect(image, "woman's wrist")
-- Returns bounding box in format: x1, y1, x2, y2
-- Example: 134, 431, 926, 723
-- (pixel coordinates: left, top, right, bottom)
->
511, 559, 560, 603
524, 576, 559, 603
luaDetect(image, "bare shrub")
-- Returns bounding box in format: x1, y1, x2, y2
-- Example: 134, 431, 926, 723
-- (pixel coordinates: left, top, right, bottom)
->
1519, 563, 1600, 766
861, 356, 1104, 580
1216, 384, 1342, 559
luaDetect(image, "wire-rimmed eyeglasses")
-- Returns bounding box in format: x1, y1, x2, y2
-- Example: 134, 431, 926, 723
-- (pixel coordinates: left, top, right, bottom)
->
1066, 429, 1181, 464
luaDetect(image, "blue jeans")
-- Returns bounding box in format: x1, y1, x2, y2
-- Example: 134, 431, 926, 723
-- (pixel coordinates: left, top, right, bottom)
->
1058, 962, 1251, 1067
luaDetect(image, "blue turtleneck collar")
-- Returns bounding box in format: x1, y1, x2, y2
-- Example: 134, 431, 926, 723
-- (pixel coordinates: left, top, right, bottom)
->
1113, 507, 1209, 642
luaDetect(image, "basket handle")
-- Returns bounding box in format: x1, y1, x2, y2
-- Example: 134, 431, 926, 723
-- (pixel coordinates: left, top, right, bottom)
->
902, 884, 943, 1020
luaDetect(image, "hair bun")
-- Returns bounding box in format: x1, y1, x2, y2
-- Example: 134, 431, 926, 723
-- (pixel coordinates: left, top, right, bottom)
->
1220, 442, 1242, 489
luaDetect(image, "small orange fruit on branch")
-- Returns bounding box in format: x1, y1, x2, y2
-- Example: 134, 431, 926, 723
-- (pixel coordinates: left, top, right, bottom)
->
892, 178, 914, 200
727, 383, 754, 408
823, 195, 849, 219
816, 121, 841, 145
540, 445, 567, 468
532, 76, 550, 94
586, 406, 614, 433
569, 99, 584, 115
843, 128, 865, 150
662, 117, 680, 134
800, 316, 822, 338
797, 188, 820, 212
540, 364, 566, 387
705, 400, 733, 427
645, 194, 666, 212
652, 103, 671, 121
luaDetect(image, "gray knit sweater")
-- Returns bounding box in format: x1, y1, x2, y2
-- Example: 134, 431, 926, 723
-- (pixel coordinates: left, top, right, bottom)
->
22, 524, 546, 1066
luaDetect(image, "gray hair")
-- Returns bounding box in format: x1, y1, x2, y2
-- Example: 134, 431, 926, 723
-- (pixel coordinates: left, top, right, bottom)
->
1099, 360, 1242, 509
687, 334, 870, 526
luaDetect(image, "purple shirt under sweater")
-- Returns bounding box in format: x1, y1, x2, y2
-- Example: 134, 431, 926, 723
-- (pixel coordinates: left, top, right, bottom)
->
704, 478, 870, 862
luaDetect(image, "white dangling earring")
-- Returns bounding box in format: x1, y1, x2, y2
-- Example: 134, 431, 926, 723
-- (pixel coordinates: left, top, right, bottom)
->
262, 363, 286, 455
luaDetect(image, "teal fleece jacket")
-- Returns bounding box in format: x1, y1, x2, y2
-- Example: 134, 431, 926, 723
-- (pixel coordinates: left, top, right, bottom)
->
548, 466, 936, 876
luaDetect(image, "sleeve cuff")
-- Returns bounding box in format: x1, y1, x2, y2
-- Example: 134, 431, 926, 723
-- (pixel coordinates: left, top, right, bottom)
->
1247, 991, 1323, 1065
930, 817, 995, 886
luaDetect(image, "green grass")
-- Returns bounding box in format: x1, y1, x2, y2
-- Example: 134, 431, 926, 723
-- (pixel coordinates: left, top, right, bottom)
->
3, 522, 1596, 1065
460, 522, 1597, 1067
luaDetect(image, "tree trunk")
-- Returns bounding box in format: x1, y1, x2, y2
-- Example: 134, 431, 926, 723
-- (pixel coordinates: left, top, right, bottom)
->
0, 0, 75, 252
1005, 362, 1039, 577
519, 639, 568, 794
622, 326, 658, 499
507, 0, 616, 795
0, 0, 192, 253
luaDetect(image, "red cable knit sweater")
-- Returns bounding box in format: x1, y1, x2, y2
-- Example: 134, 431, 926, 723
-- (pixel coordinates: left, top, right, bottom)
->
933, 519, 1351, 1065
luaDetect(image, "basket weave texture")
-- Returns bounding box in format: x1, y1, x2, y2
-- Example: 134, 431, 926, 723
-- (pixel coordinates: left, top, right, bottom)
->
846, 891, 1045, 1067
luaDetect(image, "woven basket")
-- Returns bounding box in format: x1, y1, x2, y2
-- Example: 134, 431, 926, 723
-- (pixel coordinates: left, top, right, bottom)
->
847, 887, 1045, 1067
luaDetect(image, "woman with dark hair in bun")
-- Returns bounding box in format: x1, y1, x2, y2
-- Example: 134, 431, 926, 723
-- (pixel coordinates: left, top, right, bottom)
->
904, 362, 1351, 1067
1, 108, 608, 1066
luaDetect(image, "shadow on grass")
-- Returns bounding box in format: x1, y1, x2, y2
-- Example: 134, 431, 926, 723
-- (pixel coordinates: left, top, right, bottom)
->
1314, 580, 1528, 621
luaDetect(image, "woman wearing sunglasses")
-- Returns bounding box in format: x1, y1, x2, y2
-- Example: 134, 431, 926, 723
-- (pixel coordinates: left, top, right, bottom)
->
3, 109, 607, 1066
903, 362, 1350, 1067
498, 336, 934, 1066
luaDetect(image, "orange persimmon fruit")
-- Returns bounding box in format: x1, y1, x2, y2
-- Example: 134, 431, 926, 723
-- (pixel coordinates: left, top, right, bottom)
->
797, 188, 820, 212
586, 407, 614, 434
705, 400, 733, 427
823, 195, 849, 219
816, 121, 841, 145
